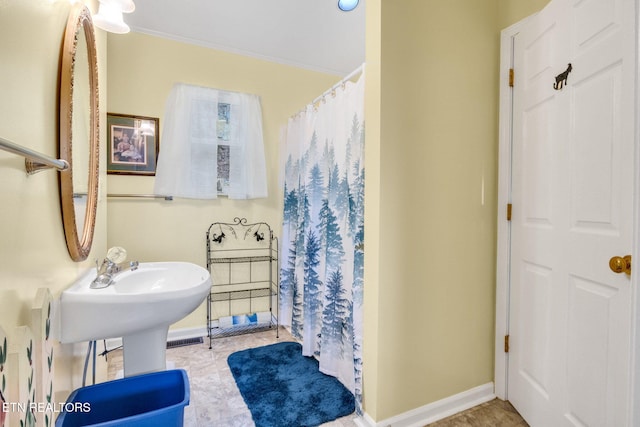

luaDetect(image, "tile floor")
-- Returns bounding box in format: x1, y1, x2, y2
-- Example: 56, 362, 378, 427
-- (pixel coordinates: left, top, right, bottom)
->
427, 399, 528, 426
107, 327, 358, 426
107, 327, 528, 427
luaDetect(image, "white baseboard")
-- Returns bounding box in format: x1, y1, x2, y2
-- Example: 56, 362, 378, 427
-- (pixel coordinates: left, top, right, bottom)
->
167, 326, 208, 342
357, 382, 495, 427
103, 318, 281, 350
103, 326, 207, 350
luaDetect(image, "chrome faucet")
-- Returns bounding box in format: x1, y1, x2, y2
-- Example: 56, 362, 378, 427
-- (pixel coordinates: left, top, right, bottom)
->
90, 258, 117, 289
90, 247, 139, 289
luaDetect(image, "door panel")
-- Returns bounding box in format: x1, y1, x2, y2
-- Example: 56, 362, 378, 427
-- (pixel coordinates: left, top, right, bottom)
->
571, 68, 619, 231
522, 100, 554, 226
519, 262, 552, 396
566, 276, 616, 427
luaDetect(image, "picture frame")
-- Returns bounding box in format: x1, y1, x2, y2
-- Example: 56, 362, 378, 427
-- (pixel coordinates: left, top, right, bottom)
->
106, 113, 159, 175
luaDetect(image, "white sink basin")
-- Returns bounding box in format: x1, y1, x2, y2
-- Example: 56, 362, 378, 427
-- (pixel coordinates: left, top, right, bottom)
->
59, 262, 211, 376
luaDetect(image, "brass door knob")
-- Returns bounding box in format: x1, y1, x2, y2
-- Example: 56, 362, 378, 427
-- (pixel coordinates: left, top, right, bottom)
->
609, 255, 632, 275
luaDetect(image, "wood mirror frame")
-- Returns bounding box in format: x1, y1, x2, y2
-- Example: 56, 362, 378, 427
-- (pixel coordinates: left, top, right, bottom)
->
59, 4, 100, 262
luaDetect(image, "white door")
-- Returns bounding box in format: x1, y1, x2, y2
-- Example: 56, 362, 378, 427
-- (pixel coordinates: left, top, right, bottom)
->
508, 0, 635, 425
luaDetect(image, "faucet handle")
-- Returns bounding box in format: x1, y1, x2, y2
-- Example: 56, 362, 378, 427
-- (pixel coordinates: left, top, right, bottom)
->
130, 261, 139, 271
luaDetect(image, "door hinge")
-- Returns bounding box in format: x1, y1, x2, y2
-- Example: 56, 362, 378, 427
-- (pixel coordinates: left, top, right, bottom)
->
504, 335, 510, 353
509, 68, 515, 87
507, 203, 512, 221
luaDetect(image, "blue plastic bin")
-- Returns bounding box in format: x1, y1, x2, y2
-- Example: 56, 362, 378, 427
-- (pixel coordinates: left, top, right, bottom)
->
55, 369, 189, 427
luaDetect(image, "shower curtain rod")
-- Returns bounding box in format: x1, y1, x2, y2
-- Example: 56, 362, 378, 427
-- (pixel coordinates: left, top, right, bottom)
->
288, 63, 365, 120
310, 62, 365, 106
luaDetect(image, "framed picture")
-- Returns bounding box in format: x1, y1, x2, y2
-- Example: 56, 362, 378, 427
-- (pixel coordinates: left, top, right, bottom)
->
106, 113, 159, 175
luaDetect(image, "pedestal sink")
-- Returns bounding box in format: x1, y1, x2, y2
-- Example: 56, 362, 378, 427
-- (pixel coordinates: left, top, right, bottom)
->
58, 262, 211, 376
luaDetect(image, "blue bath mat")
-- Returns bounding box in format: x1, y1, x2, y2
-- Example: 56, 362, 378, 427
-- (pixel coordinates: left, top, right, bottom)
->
227, 341, 355, 427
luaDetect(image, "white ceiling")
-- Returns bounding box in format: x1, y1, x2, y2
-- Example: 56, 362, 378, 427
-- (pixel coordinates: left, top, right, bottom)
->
125, 0, 366, 76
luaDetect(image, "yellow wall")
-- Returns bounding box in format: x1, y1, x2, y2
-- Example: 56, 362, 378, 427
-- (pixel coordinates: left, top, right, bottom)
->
498, 0, 552, 30
0, 0, 108, 400
106, 32, 339, 330
378, 0, 500, 418
363, 0, 383, 421
363, 0, 550, 421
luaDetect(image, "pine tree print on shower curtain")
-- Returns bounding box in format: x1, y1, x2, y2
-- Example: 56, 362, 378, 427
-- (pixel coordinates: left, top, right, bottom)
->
280, 69, 365, 413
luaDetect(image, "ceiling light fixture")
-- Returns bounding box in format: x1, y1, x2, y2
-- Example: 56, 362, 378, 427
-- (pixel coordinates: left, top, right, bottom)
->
337, 0, 359, 12
104, 0, 135, 13
93, 0, 135, 34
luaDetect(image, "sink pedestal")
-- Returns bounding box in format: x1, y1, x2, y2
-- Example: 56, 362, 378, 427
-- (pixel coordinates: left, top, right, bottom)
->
122, 327, 169, 377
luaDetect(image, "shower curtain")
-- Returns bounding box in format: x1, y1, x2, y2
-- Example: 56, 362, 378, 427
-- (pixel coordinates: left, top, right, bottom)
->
280, 68, 365, 412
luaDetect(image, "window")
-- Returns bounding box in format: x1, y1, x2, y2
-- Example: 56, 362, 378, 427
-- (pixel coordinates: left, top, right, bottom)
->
154, 84, 267, 200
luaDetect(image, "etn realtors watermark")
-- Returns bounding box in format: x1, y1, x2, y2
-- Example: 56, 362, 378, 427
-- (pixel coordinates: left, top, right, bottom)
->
3, 401, 91, 413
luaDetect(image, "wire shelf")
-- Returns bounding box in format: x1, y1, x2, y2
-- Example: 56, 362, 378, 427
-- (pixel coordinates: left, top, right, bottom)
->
205, 218, 279, 349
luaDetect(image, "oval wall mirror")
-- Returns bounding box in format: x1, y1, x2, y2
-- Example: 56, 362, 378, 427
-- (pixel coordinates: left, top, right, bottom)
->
59, 3, 100, 262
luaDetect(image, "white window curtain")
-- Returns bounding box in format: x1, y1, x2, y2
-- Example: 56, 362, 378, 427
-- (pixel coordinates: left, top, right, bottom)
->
154, 83, 268, 199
